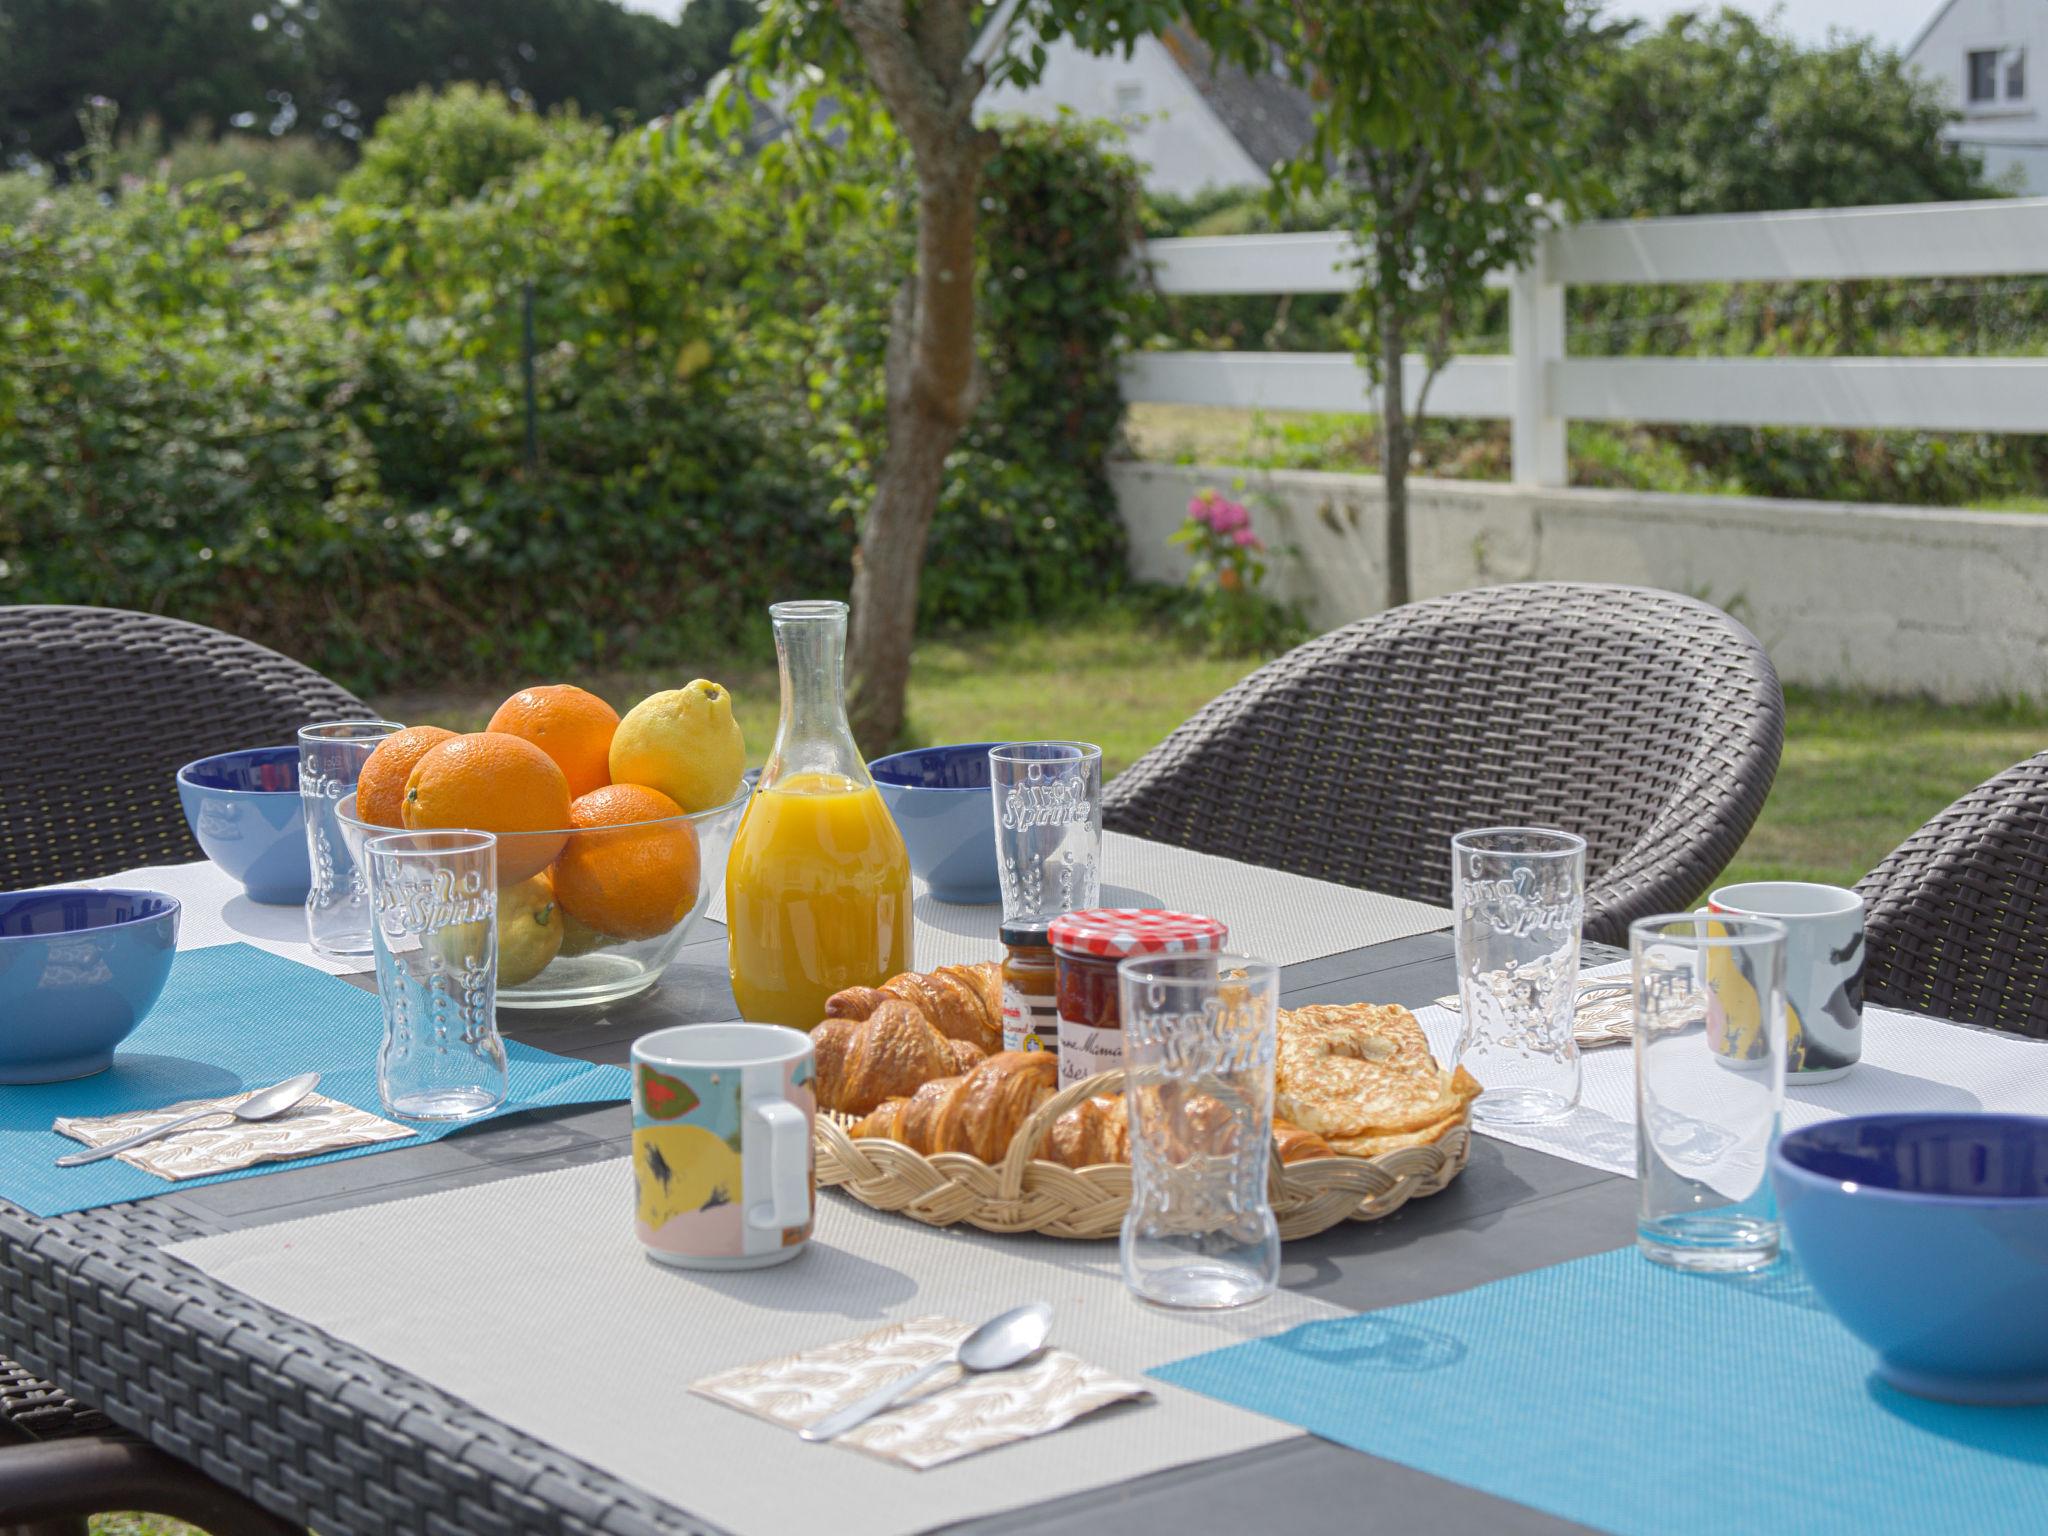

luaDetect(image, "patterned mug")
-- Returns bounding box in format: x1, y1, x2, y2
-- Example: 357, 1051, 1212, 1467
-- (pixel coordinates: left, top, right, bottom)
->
631, 1023, 816, 1269
1706, 881, 1864, 1083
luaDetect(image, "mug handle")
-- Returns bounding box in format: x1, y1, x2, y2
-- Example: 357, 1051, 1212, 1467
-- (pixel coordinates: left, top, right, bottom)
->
748, 1098, 810, 1232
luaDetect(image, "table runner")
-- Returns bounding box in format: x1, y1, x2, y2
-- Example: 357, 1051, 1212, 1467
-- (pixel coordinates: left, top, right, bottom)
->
711, 831, 1451, 969
1416, 964, 2048, 1179
0, 944, 628, 1217
63, 859, 364, 975
168, 1159, 1348, 1536
1154, 1245, 2048, 1536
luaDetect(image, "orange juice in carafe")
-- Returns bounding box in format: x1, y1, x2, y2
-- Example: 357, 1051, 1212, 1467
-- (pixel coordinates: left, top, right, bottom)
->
726, 772, 911, 1027
726, 600, 914, 1029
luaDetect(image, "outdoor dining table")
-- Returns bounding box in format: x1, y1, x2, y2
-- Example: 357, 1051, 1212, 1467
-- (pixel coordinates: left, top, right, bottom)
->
0, 859, 1653, 1536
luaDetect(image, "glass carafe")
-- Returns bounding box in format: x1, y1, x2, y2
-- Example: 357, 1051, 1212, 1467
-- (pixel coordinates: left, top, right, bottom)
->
726, 600, 913, 1028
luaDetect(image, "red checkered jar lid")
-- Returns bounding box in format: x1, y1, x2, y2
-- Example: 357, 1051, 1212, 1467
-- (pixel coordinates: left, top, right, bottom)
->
1047, 908, 1228, 959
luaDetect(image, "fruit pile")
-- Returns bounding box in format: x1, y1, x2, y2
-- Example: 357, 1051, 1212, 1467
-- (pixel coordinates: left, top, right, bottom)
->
357, 681, 746, 985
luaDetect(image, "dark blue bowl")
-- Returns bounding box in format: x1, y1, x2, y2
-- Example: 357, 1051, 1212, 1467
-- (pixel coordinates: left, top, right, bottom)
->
1773, 1114, 2048, 1404
0, 889, 181, 1083
176, 746, 309, 905
869, 743, 1001, 905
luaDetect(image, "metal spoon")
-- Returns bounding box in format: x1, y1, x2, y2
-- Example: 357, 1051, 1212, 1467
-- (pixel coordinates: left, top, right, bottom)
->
799, 1302, 1054, 1443
56, 1072, 322, 1167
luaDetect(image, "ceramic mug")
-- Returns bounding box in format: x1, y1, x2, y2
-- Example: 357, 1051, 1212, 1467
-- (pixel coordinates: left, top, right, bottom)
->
1707, 881, 1864, 1082
631, 1023, 816, 1269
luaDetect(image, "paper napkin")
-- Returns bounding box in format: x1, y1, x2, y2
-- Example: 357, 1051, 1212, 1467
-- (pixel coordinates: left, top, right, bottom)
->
693, 1314, 1153, 1469
54, 1091, 415, 1180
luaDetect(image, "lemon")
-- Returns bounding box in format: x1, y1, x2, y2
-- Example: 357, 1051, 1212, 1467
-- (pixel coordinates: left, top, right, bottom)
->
558, 908, 618, 957
609, 680, 746, 814
498, 873, 564, 987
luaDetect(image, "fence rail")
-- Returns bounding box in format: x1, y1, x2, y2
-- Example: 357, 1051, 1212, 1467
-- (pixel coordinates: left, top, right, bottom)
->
1128, 197, 2048, 486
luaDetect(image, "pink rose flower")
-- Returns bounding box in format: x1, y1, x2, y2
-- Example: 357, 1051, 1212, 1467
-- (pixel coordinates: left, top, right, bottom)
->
1233, 527, 1262, 550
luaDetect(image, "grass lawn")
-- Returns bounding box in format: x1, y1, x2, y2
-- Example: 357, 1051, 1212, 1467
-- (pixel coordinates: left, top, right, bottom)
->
372, 607, 2046, 892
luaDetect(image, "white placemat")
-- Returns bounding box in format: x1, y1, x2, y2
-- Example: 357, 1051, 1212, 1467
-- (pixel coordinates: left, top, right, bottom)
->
62, 860, 363, 976
170, 1165, 1342, 1536
1417, 962, 2048, 1178
711, 831, 1450, 969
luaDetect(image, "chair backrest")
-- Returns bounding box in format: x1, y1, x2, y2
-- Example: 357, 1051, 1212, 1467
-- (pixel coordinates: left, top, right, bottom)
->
1101, 582, 1784, 946
1856, 750, 2048, 1038
0, 606, 366, 888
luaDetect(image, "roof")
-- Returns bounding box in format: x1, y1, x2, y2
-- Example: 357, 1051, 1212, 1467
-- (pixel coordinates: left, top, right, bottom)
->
1155, 23, 1316, 173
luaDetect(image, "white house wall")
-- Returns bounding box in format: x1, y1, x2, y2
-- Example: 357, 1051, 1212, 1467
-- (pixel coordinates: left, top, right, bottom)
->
980, 34, 1265, 196
1908, 0, 2048, 192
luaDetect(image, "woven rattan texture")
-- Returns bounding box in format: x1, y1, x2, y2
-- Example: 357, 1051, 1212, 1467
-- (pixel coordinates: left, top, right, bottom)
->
0, 606, 365, 888
0, 1353, 110, 1442
1856, 750, 2048, 1038
1101, 583, 1784, 947
0, 1196, 725, 1536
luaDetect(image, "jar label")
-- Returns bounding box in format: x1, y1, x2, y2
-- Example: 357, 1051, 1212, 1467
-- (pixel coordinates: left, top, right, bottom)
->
1001, 983, 1060, 1055
1058, 1015, 1123, 1085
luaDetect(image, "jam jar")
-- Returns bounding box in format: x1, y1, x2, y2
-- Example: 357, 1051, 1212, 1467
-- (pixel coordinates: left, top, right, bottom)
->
1000, 924, 1059, 1056
1046, 909, 1228, 1086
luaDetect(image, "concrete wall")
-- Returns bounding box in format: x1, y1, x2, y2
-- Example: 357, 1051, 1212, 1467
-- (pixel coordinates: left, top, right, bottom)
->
1115, 461, 2048, 702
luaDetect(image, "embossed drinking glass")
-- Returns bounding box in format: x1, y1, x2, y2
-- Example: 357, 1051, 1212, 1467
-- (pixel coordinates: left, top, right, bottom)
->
990, 742, 1102, 928
1451, 827, 1587, 1126
300, 719, 404, 959
366, 829, 508, 1122
1116, 952, 1280, 1310
1632, 912, 1787, 1273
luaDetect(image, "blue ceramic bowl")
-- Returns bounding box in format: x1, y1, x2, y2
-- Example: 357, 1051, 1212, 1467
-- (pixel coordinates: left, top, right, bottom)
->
0, 889, 181, 1083
869, 743, 1001, 905
176, 746, 310, 904
1773, 1114, 2048, 1404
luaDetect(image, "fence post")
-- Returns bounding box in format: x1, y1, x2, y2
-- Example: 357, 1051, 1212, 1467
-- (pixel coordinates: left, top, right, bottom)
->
1509, 240, 1567, 488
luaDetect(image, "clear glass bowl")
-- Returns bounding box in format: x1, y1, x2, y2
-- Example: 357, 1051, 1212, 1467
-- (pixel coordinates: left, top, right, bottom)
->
338, 783, 748, 1010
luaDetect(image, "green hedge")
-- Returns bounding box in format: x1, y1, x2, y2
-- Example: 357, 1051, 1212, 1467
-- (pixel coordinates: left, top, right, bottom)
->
0, 100, 1144, 691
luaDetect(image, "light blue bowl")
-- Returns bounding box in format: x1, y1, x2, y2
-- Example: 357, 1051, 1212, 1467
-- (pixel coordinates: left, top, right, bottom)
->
0, 889, 181, 1083
1773, 1113, 2048, 1404
176, 745, 309, 904
869, 743, 1001, 905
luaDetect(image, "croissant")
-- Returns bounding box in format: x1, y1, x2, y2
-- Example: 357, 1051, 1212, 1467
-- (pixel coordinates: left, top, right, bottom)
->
849, 1051, 1056, 1163
826, 962, 1003, 1056
1040, 1094, 1332, 1168
812, 999, 985, 1116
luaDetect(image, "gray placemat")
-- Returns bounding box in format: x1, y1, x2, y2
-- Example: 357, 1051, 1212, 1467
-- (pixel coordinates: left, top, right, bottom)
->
711, 831, 1450, 969
169, 1164, 1346, 1536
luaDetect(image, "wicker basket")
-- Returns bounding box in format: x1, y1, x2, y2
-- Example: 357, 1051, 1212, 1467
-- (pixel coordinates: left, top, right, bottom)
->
814, 1068, 1470, 1241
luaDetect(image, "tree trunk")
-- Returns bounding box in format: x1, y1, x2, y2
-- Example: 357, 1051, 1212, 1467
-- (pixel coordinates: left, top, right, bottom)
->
845, 156, 985, 749
1378, 300, 1413, 609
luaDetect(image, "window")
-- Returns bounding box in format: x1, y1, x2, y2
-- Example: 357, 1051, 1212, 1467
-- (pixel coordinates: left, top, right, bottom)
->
1969, 48, 1999, 102
2008, 49, 2027, 100
1114, 81, 1145, 117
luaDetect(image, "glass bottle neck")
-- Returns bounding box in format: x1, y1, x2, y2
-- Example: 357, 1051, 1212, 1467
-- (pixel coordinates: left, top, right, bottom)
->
761, 600, 871, 792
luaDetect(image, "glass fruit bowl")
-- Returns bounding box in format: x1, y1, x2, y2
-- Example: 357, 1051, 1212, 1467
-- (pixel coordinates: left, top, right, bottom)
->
338, 782, 748, 1009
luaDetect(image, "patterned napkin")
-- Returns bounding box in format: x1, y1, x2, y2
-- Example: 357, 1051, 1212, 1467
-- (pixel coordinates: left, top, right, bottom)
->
1433, 978, 1635, 1047
54, 1091, 415, 1180
693, 1315, 1153, 1469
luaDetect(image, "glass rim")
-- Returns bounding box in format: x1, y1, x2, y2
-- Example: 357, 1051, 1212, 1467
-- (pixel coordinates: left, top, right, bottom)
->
1116, 951, 1280, 985
337, 781, 748, 839
989, 740, 1104, 765
1451, 826, 1587, 857
364, 828, 497, 858
769, 598, 847, 621
1629, 911, 1790, 948
298, 719, 404, 743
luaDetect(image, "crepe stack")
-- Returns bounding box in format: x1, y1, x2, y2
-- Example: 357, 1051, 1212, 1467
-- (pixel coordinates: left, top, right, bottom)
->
1275, 1003, 1480, 1158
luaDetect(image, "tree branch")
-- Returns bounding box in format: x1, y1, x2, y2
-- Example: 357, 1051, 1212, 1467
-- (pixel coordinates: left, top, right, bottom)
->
837, 0, 956, 148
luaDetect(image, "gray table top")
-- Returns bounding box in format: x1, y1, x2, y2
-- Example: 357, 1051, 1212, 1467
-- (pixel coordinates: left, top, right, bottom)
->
1, 925, 1635, 1536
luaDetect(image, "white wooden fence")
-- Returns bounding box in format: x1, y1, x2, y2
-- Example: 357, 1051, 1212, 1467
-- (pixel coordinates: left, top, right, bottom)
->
1127, 197, 2048, 487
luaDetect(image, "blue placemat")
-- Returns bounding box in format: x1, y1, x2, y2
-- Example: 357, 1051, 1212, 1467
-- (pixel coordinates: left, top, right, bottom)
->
1153, 1247, 2048, 1536
0, 943, 630, 1218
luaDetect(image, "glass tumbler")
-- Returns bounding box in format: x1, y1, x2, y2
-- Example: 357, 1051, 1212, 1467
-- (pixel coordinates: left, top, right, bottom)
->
990, 742, 1103, 928
366, 829, 509, 1122
1116, 952, 1281, 1310
1451, 827, 1587, 1126
1632, 912, 1788, 1273
301, 719, 404, 959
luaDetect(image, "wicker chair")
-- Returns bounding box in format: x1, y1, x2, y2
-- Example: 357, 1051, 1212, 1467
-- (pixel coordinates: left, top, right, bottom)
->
1856, 750, 2048, 1038
1101, 582, 1784, 947
0, 606, 364, 890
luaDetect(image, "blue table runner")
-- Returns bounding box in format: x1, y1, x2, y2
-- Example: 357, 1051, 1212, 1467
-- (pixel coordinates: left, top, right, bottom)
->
1153, 1246, 2048, 1536
0, 944, 630, 1217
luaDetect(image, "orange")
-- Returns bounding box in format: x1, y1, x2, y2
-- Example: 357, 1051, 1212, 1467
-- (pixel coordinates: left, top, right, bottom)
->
486, 685, 619, 800
550, 783, 702, 942
355, 725, 457, 828
401, 732, 572, 884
